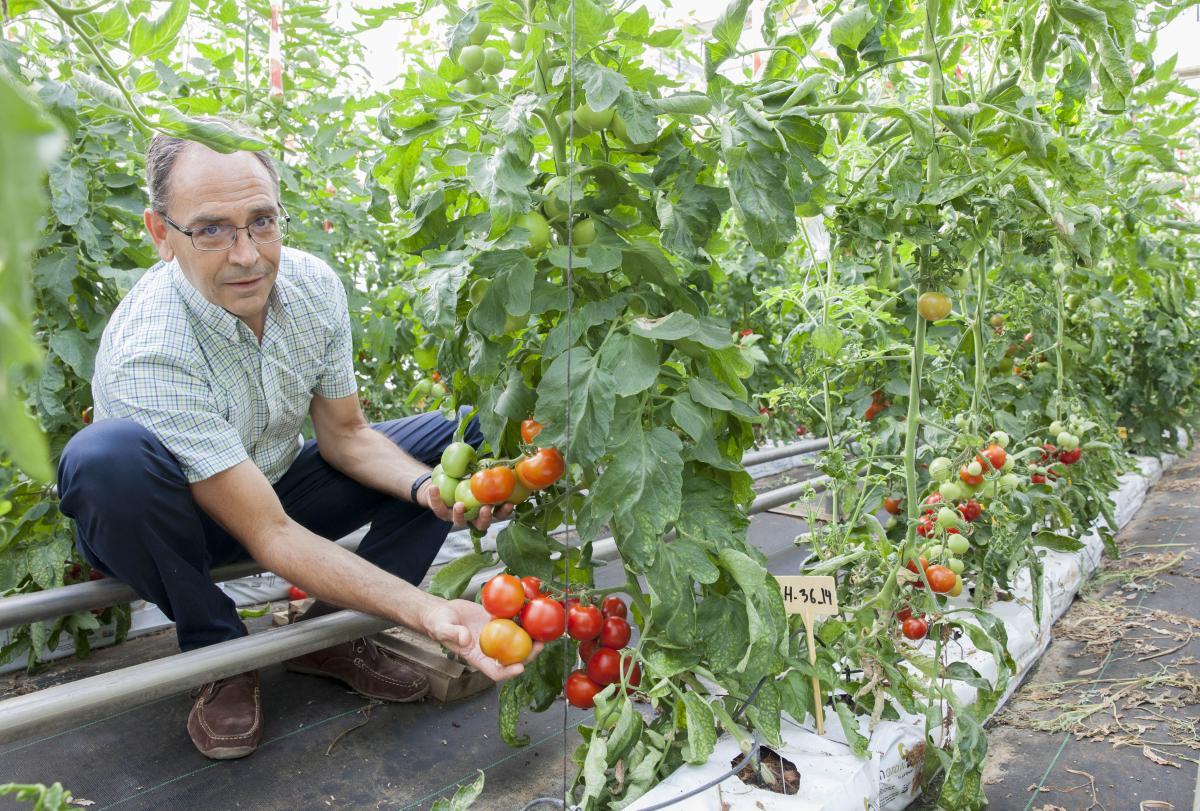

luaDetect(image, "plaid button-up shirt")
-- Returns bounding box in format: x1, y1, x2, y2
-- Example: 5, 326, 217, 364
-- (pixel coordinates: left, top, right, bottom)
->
92, 247, 357, 484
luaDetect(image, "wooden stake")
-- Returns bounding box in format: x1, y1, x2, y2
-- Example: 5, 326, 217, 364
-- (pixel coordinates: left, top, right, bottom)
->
775, 575, 838, 736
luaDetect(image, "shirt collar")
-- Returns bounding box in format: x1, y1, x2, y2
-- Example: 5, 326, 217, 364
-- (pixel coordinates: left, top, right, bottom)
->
169, 260, 289, 342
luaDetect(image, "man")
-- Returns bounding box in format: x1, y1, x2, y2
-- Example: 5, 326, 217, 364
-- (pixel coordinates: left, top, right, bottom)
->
55, 120, 536, 760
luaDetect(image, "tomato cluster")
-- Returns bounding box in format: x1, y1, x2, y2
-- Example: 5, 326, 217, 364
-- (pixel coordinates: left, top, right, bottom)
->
566, 595, 639, 709
477, 576, 639, 708
430, 420, 565, 519
409, 374, 448, 409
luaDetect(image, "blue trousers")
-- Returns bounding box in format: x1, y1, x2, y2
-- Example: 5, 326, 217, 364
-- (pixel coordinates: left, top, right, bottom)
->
56, 412, 481, 651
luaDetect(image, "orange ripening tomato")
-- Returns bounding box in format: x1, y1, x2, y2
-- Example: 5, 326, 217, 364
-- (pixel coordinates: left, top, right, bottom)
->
516, 448, 565, 490
520, 419, 543, 444
470, 466, 516, 505
481, 574, 526, 618
478, 618, 532, 665
976, 443, 1006, 471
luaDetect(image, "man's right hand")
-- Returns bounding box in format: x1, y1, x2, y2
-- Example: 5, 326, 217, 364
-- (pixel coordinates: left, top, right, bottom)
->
422, 481, 515, 533
422, 597, 542, 681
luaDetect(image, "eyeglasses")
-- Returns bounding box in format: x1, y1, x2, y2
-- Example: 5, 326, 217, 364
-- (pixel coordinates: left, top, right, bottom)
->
162, 209, 290, 252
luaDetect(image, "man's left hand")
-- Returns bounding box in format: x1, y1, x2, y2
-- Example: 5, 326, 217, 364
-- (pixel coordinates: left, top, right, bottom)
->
422, 482, 515, 532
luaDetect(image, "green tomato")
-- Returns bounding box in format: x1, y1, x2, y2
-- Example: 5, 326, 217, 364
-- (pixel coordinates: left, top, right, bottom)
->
482, 76, 500, 93
508, 479, 532, 505
1049, 420, 1065, 437
1001, 456, 1015, 473
481, 47, 504, 75
460, 74, 483, 94
966, 460, 983, 477
510, 31, 527, 52
441, 441, 477, 478
433, 472, 460, 505
935, 507, 959, 530
430, 381, 447, 399
541, 176, 570, 222
573, 103, 614, 132
468, 21, 490, 45
412, 379, 432, 398
1058, 432, 1079, 451
458, 45, 484, 73
947, 534, 970, 555
947, 557, 965, 574
988, 431, 1010, 449
572, 218, 597, 246
454, 478, 482, 520
884, 516, 898, 531
516, 211, 550, 255
929, 456, 954, 482
926, 544, 946, 559
1000, 473, 1021, 492
939, 480, 966, 501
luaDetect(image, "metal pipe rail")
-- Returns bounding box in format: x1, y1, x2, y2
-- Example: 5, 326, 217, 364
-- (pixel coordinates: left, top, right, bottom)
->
0, 474, 828, 745
0, 440, 829, 631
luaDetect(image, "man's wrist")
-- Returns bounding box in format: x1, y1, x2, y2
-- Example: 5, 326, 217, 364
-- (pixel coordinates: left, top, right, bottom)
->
410, 472, 432, 506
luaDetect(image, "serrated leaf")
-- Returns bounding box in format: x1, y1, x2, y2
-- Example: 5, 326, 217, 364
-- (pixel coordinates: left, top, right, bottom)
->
829, 5, 876, 50
681, 693, 718, 764
534, 346, 617, 467
428, 551, 494, 599
129, 0, 189, 57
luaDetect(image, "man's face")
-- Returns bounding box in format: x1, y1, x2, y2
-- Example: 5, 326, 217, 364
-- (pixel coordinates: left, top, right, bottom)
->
145, 146, 282, 331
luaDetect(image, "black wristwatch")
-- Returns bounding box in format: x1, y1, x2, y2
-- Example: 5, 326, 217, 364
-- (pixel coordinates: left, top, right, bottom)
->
410, 472, 433, 506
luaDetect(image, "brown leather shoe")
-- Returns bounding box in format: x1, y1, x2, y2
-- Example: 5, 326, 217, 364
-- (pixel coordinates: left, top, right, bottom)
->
186, 670, 262, 760
285, 637, 429, 703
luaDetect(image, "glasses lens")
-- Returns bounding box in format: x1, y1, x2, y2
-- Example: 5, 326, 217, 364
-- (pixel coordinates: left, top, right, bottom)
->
249, 216, 285, 245
193, 223, 237, 251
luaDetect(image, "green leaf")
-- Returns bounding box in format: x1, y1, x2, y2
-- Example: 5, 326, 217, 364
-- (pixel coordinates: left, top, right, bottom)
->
725, 143, 796, 258
680, 693, 718, 764
129, 0, 189, 57
604, 698, 644, 766
428, 551, 494, 599
153, 106, 269, 152
495, 524, 557, 581
98, 1, 130, 40
1032, 530, 1084, 552
651, 93, 713, 116
833, 700, 869, 757
577, 61, 627, 113
430, 770, 485, 811
535, 347, 618, 467
598, 333, 660, 397
829, 5, 876, 50
630, 312, 733, 349
579, 732, 610, 804
811, 323, 844, 357
467, 137, 535, 236
705, 0, 751, 76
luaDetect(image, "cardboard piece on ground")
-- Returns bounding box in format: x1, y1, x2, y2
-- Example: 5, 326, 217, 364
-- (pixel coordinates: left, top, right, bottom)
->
371, 626, 495, 703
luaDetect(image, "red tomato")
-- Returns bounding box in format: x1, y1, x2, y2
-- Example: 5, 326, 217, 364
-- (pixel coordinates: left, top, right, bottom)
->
482, 574, 526, 618
916, 516, 935, 537
586, 648, 622, 685
601, 596, 628, 619
864, 402, 884, 421
884, 497, 903, 515
1031, 473, 1047, 484
905, 556, 930, 574
578, 638, 598, 665
925, 565, 956, 594
520, 419, 543, 444
902, 617, 928, 640
567, 603, 604, 641
599, 616, 632, 649
957, 500, 982, 522
288, 586, 308, 601
1060, 448, 1082, 465
564, 670, 602, 708
515, 448, 565, 490
976, 444, 1007, 471
923, 492, 943, 511
1039, 443, 1057, 462
520, 576, 542, 600
520, 596, 566, 642
740, 328, 753, 337
958, 466, 984, 487
470, 466, 517, 505
896, 606, 913, 622
479, 618, 533, 665
431, 371, 442, 383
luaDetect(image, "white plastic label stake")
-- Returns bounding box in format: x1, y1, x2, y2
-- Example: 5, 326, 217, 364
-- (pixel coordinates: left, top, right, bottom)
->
776, 575, 837, 735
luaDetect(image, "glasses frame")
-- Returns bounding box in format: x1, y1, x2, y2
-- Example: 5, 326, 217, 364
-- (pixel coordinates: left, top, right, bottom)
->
161, 208, 291, 252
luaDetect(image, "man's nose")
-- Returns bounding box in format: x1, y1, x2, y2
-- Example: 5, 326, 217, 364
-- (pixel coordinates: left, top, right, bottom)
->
227, 228, 259, 265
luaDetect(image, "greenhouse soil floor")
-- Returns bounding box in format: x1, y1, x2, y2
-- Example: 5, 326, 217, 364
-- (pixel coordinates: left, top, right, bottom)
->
0, 454, 1197, 811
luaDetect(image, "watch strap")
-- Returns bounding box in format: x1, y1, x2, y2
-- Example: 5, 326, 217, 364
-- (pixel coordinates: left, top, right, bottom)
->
410, 472, 433, 505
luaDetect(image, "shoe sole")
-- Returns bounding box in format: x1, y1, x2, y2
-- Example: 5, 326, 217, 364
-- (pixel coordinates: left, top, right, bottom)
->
284, 662, 430, 703
198, 745, 257, 760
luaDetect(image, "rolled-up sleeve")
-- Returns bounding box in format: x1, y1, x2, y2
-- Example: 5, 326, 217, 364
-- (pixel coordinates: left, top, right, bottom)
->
313, 275, 358, 400
97, 351, 249, 483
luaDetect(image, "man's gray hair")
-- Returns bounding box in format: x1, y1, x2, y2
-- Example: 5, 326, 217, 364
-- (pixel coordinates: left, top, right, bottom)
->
145, 117, 279, 215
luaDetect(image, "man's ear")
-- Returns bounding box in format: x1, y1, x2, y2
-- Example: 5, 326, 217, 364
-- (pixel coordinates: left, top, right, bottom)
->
144, 209, 175, 262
